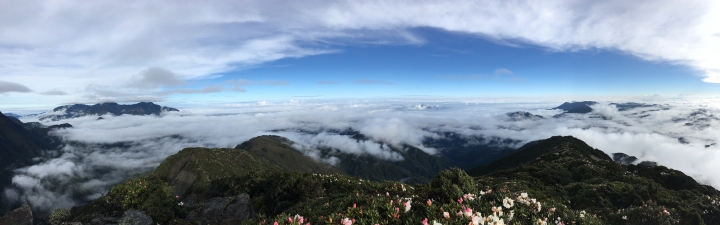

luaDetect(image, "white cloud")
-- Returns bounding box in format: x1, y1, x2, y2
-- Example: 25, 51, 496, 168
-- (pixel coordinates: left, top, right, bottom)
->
40, 90, 68, 96
0, 80, 32, 93
127, 67, 185, 89
355, 79, 394, 85
494, 68, 513, 75
2, 0, 716, 104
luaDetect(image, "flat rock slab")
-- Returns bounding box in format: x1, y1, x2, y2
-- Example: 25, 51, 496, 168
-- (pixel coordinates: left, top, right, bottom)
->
118, 210, 152, 225
0, 205, 32, 225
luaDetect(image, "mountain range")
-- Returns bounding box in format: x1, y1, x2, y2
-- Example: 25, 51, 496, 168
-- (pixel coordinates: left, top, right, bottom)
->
29, 135, 718, 225
2, 101, 720, 224
36, 102, 178, 121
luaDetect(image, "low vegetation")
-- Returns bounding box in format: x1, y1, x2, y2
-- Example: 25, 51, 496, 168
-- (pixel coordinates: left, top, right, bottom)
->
53, 136, 720, 224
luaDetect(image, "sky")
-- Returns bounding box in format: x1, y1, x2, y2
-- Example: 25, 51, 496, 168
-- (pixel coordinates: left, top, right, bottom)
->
1, 0, 720, 113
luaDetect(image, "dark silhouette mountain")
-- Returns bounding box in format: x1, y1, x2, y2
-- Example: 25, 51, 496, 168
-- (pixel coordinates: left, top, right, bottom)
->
506, 111, 544, 121
610, 102, 659, 111
2, 113, 21, 119
423, 132, 518, 170
552, 101, 597, 117
0, 111, 45, 170
0, 111, 51, 215
39, 102, 179, 121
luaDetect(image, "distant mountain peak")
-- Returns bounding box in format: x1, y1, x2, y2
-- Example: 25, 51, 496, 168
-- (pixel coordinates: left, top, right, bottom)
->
42, 102, 178, 121
506, 111, 544, 121
552, 101, 597, 114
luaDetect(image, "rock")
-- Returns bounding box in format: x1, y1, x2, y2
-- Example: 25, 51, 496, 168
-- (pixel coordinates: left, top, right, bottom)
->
220, 194, 255, 224
90, 216, 119, 225
0, 205, 33, 225
612, 153, 638, 165
187, 194, 255, 224
117, 210, 152, 225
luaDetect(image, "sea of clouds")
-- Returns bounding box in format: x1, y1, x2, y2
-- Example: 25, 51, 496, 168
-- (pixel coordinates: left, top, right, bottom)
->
4, 98, 720, 214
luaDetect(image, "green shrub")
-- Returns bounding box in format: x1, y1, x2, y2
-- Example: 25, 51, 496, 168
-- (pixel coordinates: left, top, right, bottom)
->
107, 176, 184, 223
49, 208, 70, 225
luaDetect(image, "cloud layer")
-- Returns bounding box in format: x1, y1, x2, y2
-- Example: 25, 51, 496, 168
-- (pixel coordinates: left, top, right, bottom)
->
5, 97, 720, 214
0, 0, 718, 103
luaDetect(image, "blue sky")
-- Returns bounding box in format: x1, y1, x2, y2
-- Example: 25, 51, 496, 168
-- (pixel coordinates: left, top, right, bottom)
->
213, 28, 706, 97
0, 1, 718, 112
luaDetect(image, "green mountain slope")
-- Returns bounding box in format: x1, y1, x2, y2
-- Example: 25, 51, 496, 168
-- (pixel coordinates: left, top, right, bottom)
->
235, 135, 342, 175
469, 136, 720, 224
53, 135, 720, 224
0, 111, 47, 213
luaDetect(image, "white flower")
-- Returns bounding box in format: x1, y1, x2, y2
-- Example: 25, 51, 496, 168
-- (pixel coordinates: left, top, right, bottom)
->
178, 202, 184, 206
521, 193, 528, 198
432, 220, 442, 225
404, 199, 412, 212
464, 193, 477, 201
503, 197, 514, 209
471, 214, 483, 225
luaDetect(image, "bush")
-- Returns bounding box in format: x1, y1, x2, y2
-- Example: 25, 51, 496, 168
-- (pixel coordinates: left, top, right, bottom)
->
107, 176, 184, 223
49, 208, 70, 225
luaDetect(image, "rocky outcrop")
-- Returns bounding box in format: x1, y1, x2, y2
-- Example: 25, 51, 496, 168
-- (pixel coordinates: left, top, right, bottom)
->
183, 194, 254, 225
152, 148, 279, 198
612, 152, 638, 165
117, 210, 152, 225
0, 205, 32, 225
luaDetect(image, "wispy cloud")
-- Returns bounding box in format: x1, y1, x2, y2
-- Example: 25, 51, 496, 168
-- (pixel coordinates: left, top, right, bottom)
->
126, 67, 185, 89
494, 68, 513, 75
0, 81, 32, 93
437, 68, 524, 82
355, 79, 394, 85
1, 0, 717, 104
39, 90, 68, 96
229, 79, 289, 86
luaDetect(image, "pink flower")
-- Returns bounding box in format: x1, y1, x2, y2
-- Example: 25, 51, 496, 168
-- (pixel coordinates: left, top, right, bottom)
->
463, 206, 473, 218
422, 218, 429, 225
273, 222, 278, 225
443, 211, 450, 219
341, 218, 353, 225
404, 200, 412, 212
427, 199, 432, 206
294, 214, 304, 223
458, 198, 464, 204
353, 203, 356, 208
